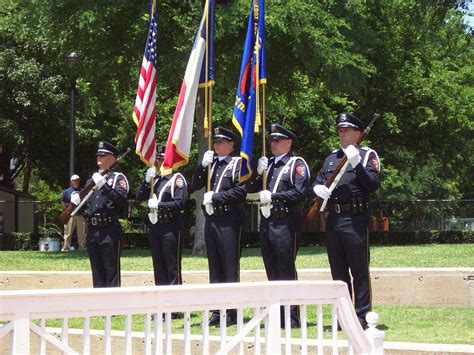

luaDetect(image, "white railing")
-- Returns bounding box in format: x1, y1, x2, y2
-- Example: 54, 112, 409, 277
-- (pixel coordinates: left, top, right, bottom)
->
0, 281, 384, 354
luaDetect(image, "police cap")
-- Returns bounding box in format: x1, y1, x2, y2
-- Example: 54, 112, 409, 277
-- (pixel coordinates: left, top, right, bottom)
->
96, 141, 119, 157
213, 126, 239, 141
270, 123, 296, 140
336, 112, 365, 131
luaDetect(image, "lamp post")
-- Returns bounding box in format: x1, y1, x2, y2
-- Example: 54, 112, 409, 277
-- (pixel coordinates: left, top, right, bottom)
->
65, 51, 80, 178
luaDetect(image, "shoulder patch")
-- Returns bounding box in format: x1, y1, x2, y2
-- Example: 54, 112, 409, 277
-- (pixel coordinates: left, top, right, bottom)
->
119, 179, 127, 190
370, 157, 380, 173
175, 177, 184, 188
107, 178, 114, 186
295, 164, 306, 177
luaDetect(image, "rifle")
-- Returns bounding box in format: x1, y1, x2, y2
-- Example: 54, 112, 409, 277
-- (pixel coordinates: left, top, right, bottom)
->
306, 113, 380, 223
58, 148, 132, 224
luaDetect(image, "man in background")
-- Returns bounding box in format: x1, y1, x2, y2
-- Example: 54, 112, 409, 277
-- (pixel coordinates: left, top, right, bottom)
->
61, 174, 86, 251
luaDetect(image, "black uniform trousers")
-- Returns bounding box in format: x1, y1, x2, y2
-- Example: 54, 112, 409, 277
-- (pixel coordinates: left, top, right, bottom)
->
86, 222, 122, 288
204, 210, 242, 284
325, 211, 371, 327
205, 210, 243, 321
259, 211, 300, 327
148, 223, 182, 286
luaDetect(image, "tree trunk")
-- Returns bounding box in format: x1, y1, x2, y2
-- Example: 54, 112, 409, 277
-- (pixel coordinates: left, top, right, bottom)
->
22, 135, 31, 194
192, 89, 207, 256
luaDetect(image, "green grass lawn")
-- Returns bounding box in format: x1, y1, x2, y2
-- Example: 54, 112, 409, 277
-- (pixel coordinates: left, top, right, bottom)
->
0, 244, 473, 271
1, 244, 473, 345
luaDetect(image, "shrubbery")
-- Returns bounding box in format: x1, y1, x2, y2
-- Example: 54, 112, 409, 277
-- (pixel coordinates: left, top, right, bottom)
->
1, 230, 472, 251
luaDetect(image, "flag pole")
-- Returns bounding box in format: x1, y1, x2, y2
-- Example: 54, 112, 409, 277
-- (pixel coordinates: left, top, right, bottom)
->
150, 0, 157, 201
254, 0, 267, 190
262, 83, 267, 189
204, 0, 212, 192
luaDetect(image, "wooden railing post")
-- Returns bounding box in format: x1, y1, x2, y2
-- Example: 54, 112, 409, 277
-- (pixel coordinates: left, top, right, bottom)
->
11, 313, 30, 354
365, 312, 385, 354
265, 302, 281, 354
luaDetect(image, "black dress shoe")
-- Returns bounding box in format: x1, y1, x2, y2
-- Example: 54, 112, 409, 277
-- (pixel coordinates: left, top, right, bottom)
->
171, 312, 182, 319
220, 314, 236, 328
208, 313, 220, 327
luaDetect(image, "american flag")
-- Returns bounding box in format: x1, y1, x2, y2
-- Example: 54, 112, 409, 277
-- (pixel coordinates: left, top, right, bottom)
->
133, 1, 158, 167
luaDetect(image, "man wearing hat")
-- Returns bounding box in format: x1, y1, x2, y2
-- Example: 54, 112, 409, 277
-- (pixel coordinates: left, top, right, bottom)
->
312, 112, 381, 329
60, 174, 86, 251
190, 126, 246, 327
247, 123, 310, 328
70, 141, 129, 288
136, 146, 187, 291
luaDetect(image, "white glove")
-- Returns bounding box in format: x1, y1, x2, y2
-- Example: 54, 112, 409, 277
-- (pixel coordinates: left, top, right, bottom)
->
145, 167, 156, 183
257, 156, 268, 175
203, 191, 214, 205
148, 194, 158, 209
260, 204, 271, 219
343, 145, 361, 168
70, 192, 81, 205
92, 172, 106, 188
313, 184, 331, 199
201, 150, 214, 168
259, 190, 272, 204
203, 191, 214, 215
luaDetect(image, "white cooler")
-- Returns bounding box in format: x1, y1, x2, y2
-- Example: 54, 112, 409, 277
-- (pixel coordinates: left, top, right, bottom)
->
39, 237, 61, 252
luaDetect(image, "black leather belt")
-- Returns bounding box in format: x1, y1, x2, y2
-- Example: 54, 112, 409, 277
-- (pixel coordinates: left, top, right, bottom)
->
269, 202, 299, 218
327, 202, 368, 214
87, 215, 117, 227
202, 202, 243, 217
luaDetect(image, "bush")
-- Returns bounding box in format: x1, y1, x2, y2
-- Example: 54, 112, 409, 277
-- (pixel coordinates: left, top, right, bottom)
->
1, 232, 37, 251
369, 230, 474, 245
300, 230, 474, 246
122, 232, 149, 249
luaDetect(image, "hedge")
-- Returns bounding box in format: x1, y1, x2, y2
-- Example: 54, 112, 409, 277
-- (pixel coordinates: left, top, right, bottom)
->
1, 230, 472, 251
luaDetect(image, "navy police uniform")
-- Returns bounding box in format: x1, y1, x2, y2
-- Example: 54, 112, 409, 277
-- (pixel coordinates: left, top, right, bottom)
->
247, 123, 310, 327
190, 127, 246, 326
136, 147, 187, 286
84, 141, 129, 288
313, 113, 380, 328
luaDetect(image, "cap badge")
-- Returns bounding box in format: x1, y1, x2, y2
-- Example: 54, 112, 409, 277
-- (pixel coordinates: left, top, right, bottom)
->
98, 141, 104, 149
340, 114, 347, 122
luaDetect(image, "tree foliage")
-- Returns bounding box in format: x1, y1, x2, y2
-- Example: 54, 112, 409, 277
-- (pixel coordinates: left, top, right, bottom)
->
0, 0, 472, 201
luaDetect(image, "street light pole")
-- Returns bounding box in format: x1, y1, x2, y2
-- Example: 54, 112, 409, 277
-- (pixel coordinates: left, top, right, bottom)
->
65, 51, 80, 178
69, 78, 76, 178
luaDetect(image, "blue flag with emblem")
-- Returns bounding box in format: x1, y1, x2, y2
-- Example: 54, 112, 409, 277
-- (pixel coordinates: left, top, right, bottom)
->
232, 0, 266, 182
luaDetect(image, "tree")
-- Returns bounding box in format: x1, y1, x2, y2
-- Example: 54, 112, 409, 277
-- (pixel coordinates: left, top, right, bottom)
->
1, 0, 472, 239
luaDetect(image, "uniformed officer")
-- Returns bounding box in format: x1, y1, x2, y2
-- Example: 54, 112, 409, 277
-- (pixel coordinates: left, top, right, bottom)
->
71, 141, 129, 288
136, 146, 187, 288
247, 123, 310, 328
312, 112, 381, 329
189, 127, 246, 327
